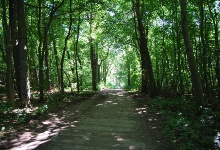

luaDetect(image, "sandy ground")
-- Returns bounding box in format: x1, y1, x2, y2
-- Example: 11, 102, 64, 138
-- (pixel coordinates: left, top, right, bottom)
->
1, 90, 171, 150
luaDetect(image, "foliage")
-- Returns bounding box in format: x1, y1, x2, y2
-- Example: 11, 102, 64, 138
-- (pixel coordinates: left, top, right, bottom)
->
36, 105, 48, 115
0, 0, 220, 148
148, 97, 220, 149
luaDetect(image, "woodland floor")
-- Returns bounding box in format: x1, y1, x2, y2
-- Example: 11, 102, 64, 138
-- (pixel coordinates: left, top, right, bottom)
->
0, 89, 172, 150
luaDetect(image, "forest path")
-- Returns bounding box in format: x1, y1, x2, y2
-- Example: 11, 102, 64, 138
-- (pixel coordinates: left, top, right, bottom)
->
7, 90, 170, 150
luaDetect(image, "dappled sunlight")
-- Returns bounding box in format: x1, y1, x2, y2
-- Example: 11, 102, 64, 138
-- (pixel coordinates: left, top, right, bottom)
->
111, 133, 138, 149
112, 133, 128, 142
116, 91, 125, 97
215, 132, 220, 147
1, 111, 80, 149
10, 140, 50, 150
96, 103, 103, 106
135, 107, 147, 115
129, 146, 136, 150
148, 118, 154, 122
1, 89, 167, 149
150, 126, 157, 129
82, 135, 90, 141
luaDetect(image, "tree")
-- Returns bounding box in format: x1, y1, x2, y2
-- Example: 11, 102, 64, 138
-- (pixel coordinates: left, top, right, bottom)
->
61, 0, 73, 93
179, 0, 204, 108
88, 6, 98, 91
2, 0, 14, 107
132, 0, 158, 97
16, 0, 31, 107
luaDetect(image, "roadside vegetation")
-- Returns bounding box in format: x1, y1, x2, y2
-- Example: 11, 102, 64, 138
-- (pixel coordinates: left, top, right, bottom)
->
147, 95, 220, 149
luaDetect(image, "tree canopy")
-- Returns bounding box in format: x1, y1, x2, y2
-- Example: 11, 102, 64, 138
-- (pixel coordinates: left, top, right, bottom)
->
0, 0, 219, 107
1, 0, 220, 148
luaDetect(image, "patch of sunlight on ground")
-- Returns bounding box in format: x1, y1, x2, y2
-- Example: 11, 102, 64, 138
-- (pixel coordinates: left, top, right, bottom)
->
135, 107, 147, 115
129, 146, 136, 150
112, 133, 128, 142
215, 132, 220, 147
5, 112, 79, 150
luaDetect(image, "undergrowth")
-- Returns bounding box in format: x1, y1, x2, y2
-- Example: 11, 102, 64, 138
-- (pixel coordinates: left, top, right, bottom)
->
148, 96, 220, 150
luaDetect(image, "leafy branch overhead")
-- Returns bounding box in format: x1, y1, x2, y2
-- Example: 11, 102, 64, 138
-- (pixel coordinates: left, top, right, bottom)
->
0, 0, 220, 148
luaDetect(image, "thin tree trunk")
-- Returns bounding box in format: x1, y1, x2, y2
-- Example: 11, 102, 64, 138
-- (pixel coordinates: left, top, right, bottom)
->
2, 0, 14, 107
61, 0, 73, 93
127, 63, 131, 87
43, 26, 50, 91
207, 1, 220, 98
29, 46, 39, 89
174, 3, 184, 95
199, 0, 208, 97
51, 37, 61, 90
90, 41, 97, 91
38, 0, 64, 101
37, 0, 44, 102
75, 12, 81, 92
180, 0, 204, 108
44, 0, 64, 92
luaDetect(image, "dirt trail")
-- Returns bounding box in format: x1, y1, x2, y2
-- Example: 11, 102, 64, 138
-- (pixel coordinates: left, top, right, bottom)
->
2, 90, 170, 150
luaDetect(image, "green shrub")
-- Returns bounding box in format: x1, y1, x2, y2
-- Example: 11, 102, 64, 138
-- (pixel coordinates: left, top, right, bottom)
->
36, 105, 48, 115
148, 97, 220, 149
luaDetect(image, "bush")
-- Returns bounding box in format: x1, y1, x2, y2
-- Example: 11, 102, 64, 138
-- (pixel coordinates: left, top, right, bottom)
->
36, 105, 48, 115
148, 97, 220, 149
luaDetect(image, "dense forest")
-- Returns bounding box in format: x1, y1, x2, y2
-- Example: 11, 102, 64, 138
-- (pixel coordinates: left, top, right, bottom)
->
0, 0, 220, 149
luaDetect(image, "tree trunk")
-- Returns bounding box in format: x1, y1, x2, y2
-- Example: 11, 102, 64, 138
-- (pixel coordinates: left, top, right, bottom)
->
38, 0, 64, 101
2, 0, 14, 107
207, 1, 220, 98
37, 0, 44, 102
29, 46, 39, 89
61, 0, 72, 93
51, 37, 61, 90
90, 41, 98, 91
88, 10, 98, 91
127, 63, 131, 87
134, 0, 158, 97
199, 0, 208, 97
43, 26, 50, 91
180, 0, 204, 108
16, 0, 31, 108
75, 12, 81, 92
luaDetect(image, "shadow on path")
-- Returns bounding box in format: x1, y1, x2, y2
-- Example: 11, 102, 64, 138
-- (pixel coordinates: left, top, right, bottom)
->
1, 90, 171, 150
